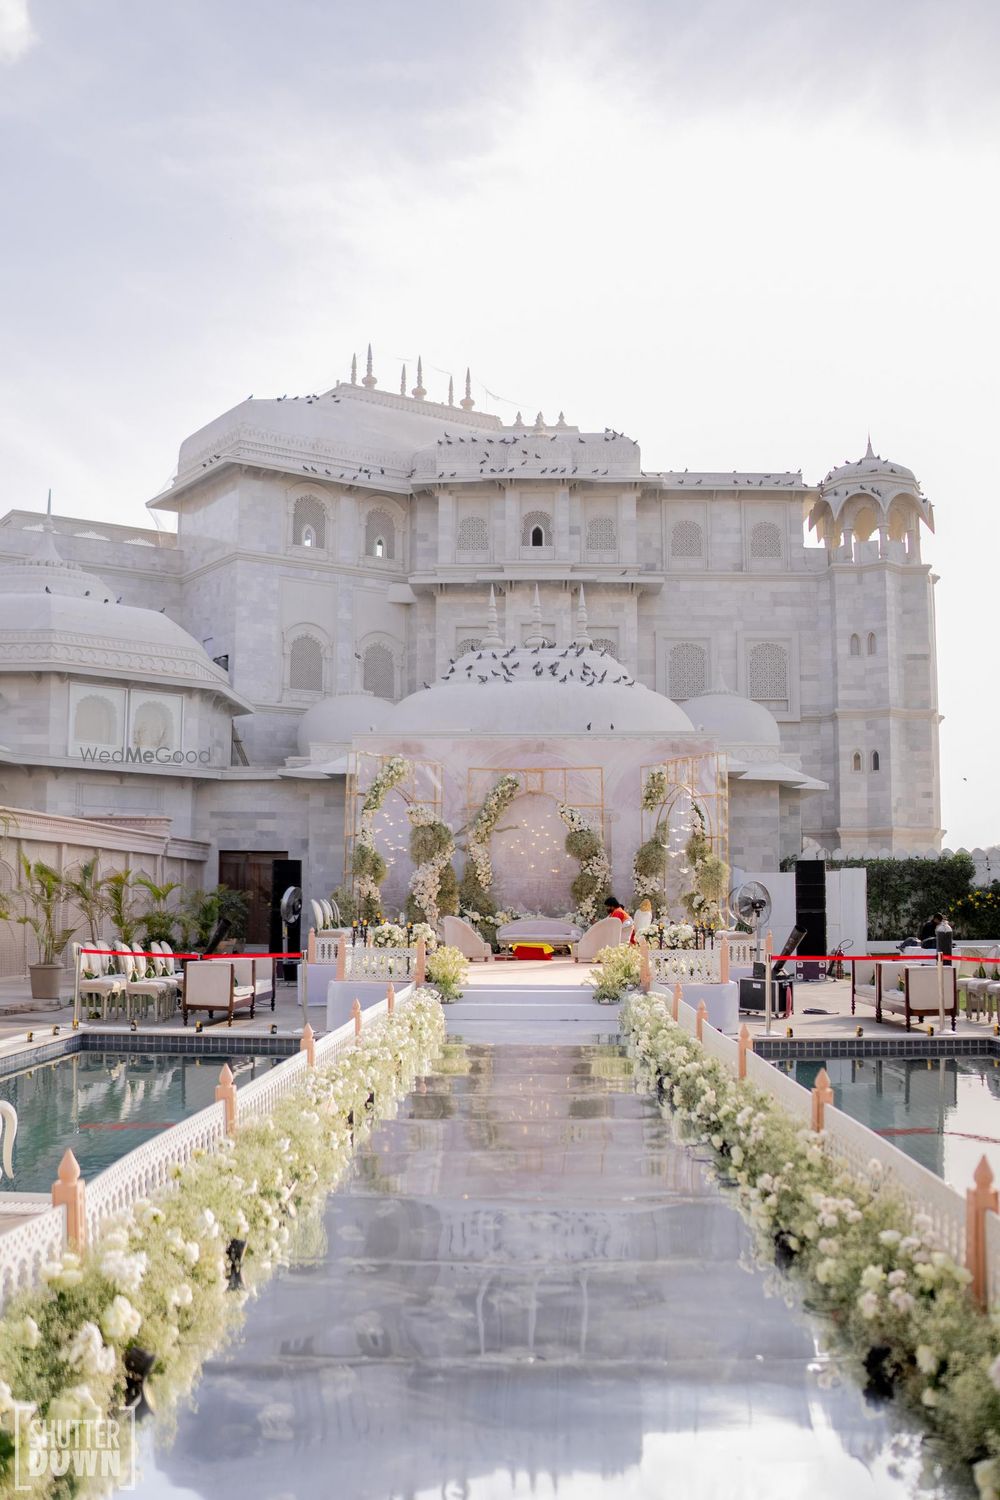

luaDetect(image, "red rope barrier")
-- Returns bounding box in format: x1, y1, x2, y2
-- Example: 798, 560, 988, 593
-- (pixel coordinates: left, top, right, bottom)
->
79, 948, 302, 961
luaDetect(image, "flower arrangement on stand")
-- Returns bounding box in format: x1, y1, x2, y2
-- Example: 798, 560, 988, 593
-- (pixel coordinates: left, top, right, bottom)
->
660, 922, 696, 949
424, 944, 469, 1003
680, 805, 728, 926
405, 807, 458, 928
369, 922, 408, 948
590, 943, 642, 1003
0, 991, 446, 1493
460, 774, 521, 946
620, 991, 1000, 1486
557, 803, 611, 928
632, 769, 670, 918
353, 756, 410, 921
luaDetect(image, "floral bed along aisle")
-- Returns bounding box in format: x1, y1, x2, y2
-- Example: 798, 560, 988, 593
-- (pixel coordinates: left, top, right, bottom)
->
621, 991, 1000, 1495
0, 991, 445, 1497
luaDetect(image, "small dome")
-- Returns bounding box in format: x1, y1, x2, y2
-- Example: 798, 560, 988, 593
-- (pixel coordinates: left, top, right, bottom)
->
298, 692, 395, 753
684, 689, 780, 747
822, 442, 915, 488
0, 524, 236, 695
391, 644, 693, 735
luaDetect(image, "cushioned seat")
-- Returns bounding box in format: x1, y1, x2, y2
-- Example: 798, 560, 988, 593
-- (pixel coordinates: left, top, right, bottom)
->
852, 959, 957, 1030
182, 959, 255, 1027
573, 916, 625, 962
442, 916, 492, 962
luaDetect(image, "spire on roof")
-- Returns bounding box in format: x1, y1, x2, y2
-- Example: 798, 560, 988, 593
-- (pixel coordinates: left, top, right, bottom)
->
556, 411, 568, 429
447, 375, 454, 406
524, 584, 547, 648
350, 353, 358, 386
533, 411, 546, 433
400, 364, 407, 396
460, 368, 475, 411
865, 433, 875, 460
514, 411, 523, 426
46, 488, 52, 520
362, 343, 377, 389
412, 356, 427, 401
481, 585, 503, 648
573, 585, 592, 648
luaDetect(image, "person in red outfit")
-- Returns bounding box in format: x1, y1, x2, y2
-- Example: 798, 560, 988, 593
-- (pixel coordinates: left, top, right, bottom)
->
604, 896, 632, 926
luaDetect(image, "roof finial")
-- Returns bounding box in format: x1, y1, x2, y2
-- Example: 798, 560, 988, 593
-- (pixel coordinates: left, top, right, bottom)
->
556, 411, 568, 429
412, 356, 426, 401
400, 364, 407, 396
46, 488, 52, 519
574, 584, 592, 647
350, 353, 358, 385
460, 367, 475, 411
533, 411, 546, 432
865, 432, 875, 460
515, 411, 523, 427
524, 583, 547, 648
481, 584, 503, 648
447, 375, 454, 406
362, 343, 377, 389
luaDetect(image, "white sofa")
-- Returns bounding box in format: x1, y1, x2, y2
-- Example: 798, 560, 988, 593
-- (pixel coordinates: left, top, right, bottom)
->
443, 915, 493, 962
851, 960, 957, 1030
573, 916, 625, 962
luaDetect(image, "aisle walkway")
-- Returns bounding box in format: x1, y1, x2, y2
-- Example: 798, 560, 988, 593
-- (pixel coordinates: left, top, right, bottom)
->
135, 1019, 966, 1499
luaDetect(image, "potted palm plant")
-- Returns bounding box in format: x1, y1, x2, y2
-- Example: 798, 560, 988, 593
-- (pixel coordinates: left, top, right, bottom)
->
13, 855, 79, 1001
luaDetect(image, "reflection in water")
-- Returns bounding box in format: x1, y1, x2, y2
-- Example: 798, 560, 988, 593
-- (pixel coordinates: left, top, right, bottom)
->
136, 1041, 968, 1500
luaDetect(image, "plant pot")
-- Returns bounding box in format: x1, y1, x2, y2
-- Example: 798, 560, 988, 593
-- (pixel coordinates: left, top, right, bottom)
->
29, 963, 65, 1001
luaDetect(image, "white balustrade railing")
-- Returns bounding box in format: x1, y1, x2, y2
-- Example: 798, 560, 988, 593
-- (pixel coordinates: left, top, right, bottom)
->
648, 948, 722, 983
85, 1100, 228, 1242
345, 946, 417, 981
744, 1050, 814, 1126
0, 1205, 66, 1307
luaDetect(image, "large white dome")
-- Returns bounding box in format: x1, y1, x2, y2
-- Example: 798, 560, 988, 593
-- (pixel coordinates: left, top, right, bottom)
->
391, 644, 693, 735
297, 692, 395, 753
683, 688, 780, 747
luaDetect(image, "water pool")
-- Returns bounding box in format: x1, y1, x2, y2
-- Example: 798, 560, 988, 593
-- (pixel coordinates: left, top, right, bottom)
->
792, 1055, 1000, 1190
0, 1050, 281, 1194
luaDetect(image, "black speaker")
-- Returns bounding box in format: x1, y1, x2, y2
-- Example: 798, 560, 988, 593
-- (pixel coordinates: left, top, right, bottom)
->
794, 860, 826, 959
739, 977, 793, 1017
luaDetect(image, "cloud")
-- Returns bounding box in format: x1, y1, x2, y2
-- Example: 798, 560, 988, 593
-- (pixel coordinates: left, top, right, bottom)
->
0, 0, 35, 64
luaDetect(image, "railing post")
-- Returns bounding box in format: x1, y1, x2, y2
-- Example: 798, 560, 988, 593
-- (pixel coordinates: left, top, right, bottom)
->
719, 936, 729, 986
352, 998, 362, 1036
307, 926, 316, 964
336, 937, 347, 981
811, 1066, 833, 1132
672, 981, 681, 1022
215, 1063, 237, 1134
386, 982, 395, 1015
695, 999, 707, 1040
738, 1023, 751, 1079
966, 1154, 999, 1310
414, 937, 427, 986
52, 1149, 86, 1250
638, 937, 651, 994
299, 1022, 315, 1066
72, 942, 81, 1030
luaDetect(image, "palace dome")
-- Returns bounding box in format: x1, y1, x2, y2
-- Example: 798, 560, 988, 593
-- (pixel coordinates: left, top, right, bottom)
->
297, 692, 395, 753
0, 524, 241, 697
821, 442, 916, 488
683, 685, 781, 747
391, 642, 694, 736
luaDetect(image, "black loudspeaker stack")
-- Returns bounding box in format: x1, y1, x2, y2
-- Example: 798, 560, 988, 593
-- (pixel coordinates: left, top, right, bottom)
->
794, 859, 827, 971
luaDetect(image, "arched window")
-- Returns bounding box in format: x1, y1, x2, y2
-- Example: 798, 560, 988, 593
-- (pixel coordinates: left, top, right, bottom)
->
521, 511, 551, 547
671, 519, 704, 559
365, 508, 395, 559
852, 751, 863, 772
457, 515, 489, 553
669, 642, 707, 700
867, 632, 877, 656
849, 633, 860, 656
293, 496, 326, 549
73, 694, 118, 746
586, 515, 617, 552
363, 642, 395, 700
871, 750, 881, 773
750, 521, 782, 559
592, 637, 617, 656
747, 642, 789, 708
289, 636, 323, 692
456, 637, 482, 656
132, 700, 173, 750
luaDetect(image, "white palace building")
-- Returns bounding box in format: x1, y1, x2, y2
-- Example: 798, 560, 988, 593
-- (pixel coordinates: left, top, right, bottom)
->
0, 350, 942, 950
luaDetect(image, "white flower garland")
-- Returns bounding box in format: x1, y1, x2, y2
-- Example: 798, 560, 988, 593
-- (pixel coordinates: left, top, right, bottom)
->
355, 755, 410, 913
406, 805, 455, 928
0, 991, 446, 1487
467, 773, 521, 893
557, 802, 612, 927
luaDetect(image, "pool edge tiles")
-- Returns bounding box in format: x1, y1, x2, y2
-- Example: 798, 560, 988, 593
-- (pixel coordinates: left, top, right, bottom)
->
755, 1034, 1000, 1061
0, 1027, 299, 1079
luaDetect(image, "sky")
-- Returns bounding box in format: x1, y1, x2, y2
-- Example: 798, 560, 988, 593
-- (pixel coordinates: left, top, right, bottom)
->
1, 0, 998, 848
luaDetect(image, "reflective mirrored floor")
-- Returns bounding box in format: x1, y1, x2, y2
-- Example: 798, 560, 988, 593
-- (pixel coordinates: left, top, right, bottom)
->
133, 1039, 970, 1500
